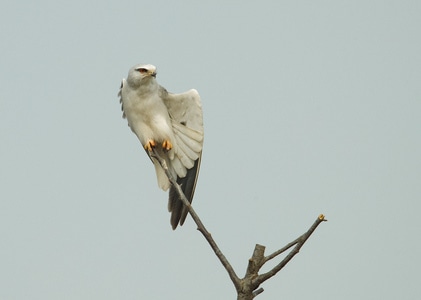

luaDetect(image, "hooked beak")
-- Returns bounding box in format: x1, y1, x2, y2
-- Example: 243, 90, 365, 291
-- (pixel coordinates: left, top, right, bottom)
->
151, 72, 157, 78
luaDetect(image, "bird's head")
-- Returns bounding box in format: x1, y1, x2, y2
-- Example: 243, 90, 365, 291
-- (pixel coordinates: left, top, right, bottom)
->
127, 64, 157, 87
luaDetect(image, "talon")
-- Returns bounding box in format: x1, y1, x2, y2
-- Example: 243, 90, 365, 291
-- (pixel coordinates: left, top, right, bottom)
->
144, 140, 156, 152
162, 140, 172, 151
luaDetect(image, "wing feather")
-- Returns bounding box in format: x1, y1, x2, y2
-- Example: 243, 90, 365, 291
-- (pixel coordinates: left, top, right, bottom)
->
118, 79, 126, 119
171, 156, 187, 178
168, 154, 202, 229
172, 122, 204, 143
162, 88, 204, 229
174, 134, 199, 161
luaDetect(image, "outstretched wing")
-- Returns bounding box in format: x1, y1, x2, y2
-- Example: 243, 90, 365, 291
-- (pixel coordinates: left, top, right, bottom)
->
162, 88, 204, 229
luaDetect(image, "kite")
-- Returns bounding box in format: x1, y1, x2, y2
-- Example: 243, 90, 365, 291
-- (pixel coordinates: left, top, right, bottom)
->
119, 64, 204, 229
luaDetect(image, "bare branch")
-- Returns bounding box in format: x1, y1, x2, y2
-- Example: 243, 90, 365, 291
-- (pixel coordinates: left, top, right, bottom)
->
245, 244, 266, 278
151, 148, 241, 291
252, 288, 264, 297
263, 237, 300, 263
150, 148, 326, 299
254, 215, 327, 285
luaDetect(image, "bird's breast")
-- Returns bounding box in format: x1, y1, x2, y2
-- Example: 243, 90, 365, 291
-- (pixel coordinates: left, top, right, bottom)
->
122, 91, 173, 142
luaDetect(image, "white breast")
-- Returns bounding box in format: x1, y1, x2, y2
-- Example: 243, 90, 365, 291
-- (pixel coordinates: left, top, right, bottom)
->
122, 87, 173, 146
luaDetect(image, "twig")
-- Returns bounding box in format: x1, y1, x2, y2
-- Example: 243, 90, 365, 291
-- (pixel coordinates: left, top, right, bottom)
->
252, 288, 264, 297
263, 237, 300, 263
254, 215, 327, 285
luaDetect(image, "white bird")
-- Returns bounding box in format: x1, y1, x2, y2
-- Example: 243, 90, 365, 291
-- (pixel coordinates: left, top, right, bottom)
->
119, 64, 204, 229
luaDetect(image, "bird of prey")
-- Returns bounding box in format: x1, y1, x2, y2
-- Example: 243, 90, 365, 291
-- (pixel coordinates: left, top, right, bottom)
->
118, 64, 204, 229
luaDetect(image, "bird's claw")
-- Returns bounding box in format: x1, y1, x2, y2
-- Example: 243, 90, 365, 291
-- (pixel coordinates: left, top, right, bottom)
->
144, 140, 156, 152
162, 140, 172, 151
144, 139, 172, 152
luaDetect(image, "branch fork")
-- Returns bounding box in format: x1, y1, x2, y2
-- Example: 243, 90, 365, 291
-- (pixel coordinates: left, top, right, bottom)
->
151, 148, 326, 299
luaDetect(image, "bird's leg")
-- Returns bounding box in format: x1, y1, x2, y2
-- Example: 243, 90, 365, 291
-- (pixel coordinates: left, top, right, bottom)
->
162, 140, 173, 151
144, 139, 156, 152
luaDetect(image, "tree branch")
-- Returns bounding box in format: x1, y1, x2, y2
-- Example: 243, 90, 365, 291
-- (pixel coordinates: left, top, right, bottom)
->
255, 215, 326, 285
151, 149, 241, 291
151, 148, 326, 299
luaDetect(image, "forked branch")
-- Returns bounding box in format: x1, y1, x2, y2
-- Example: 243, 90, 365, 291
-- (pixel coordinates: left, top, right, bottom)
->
151, 148, 326, 299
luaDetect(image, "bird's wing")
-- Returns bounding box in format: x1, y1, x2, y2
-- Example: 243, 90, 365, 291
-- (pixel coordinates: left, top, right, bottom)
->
118, 79, 126, 119
161, 88, 204, 229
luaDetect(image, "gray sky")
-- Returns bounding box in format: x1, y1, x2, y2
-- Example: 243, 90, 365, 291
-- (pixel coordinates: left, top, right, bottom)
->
1, 1, 420, 299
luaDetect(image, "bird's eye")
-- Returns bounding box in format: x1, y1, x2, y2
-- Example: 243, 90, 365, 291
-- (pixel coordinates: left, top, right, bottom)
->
136, 68, 148, 73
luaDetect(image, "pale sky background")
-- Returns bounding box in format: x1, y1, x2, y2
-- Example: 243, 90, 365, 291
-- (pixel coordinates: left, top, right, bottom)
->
1, 1, 420, 299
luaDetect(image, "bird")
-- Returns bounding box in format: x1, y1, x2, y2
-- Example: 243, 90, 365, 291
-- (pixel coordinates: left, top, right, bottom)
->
118, 64, 204, 229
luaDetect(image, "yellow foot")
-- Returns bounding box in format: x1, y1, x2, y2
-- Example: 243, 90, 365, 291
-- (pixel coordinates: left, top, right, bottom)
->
144, 140, 156, 152
162, 140, 173, 151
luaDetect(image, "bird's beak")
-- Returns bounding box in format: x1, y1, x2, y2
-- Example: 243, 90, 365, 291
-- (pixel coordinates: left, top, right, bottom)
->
151, 72, 157, 78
